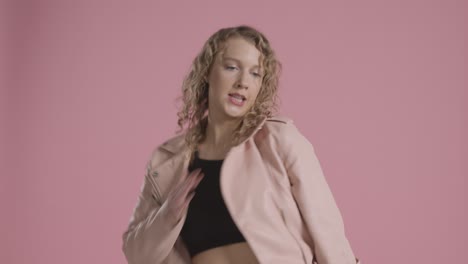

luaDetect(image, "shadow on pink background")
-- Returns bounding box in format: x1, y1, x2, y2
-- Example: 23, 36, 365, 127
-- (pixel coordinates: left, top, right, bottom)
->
3, 1, 467, 263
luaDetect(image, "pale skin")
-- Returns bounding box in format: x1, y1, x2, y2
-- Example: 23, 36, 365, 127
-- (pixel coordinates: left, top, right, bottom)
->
161, 36, 264, 264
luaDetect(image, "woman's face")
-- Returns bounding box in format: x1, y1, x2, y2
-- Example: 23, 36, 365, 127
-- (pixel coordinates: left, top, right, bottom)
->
206, 37, 264, 120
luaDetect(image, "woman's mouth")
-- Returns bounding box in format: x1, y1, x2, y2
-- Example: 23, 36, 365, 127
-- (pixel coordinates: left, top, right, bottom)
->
228, 94, 246, 106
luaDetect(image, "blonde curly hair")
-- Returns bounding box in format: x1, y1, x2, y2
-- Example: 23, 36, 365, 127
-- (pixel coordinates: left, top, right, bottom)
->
176, 25, 282, 161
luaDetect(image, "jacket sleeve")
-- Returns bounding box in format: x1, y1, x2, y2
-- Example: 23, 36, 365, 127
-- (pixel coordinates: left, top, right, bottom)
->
279, 123, 361, 264
122, 155, 187, 264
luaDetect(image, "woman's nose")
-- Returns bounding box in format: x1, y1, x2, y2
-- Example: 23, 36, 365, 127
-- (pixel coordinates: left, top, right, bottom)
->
235, 72, 249, 89
236, 81, 248, 89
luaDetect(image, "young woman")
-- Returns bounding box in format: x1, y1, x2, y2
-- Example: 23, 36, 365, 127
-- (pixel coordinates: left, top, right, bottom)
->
122, 25, 361, 264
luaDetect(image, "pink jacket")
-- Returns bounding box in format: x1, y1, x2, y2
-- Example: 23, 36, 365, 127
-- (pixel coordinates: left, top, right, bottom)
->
122, 116, 361, 264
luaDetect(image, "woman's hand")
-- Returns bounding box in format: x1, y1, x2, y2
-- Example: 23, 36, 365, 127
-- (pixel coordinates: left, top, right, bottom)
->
162, 168, 204, 226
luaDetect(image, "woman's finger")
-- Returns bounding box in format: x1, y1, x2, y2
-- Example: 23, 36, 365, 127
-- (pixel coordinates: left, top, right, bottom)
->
178, 191, 196, 218
183, 171, 204, 198
189, 172, 204, 191
179, 169, 204, 197
175, 172, 203, 213
164, 170, 204, 223
169, 168, 202, 200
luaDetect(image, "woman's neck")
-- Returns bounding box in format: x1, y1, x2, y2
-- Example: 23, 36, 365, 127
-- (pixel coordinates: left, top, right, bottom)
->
199, 114, 242, 159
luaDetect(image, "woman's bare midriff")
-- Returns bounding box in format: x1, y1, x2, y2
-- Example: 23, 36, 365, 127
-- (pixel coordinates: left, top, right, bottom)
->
191, 242, 259, 264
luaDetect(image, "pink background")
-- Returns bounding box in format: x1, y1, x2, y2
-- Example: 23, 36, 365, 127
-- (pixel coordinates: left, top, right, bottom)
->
3, 0, 467, 263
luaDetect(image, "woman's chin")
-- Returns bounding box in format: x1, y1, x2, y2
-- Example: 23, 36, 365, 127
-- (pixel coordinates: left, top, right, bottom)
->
221, 105, 246, 118
221, 110, 245, 120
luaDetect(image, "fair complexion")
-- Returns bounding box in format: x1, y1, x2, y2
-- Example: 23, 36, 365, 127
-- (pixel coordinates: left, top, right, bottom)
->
191, 37, 263, 263
199, 36, 264, 159
161, 36, 263, 264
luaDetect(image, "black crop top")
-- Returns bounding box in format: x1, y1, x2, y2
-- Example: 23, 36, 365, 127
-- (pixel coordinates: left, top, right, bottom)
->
180, 151, 246, 257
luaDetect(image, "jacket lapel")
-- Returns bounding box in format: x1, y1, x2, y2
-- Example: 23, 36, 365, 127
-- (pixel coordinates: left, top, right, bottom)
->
153, 116, 271, 203
150, 133, 191, 202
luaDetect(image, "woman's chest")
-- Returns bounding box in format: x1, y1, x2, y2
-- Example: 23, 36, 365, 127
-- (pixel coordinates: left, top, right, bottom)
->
151, 144, 312, 263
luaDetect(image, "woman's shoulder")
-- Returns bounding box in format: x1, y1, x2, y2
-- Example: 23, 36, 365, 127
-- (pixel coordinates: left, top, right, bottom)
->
265, 115, 294, 125
263, 115, 299, 137
159, 132, 186, 153
145, 132, 187, 168
261, 115, 313, 148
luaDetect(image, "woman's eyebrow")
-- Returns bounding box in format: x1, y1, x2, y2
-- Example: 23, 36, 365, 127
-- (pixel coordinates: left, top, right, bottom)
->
222, 56, 261, 69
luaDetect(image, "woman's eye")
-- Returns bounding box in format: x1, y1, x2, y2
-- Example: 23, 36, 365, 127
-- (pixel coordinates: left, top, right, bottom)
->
252, 72, 262, 77
225, 66, 237, 70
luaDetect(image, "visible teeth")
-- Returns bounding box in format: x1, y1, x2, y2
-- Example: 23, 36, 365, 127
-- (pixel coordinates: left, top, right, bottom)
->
230, 94, 244, 100
231, 96, 243, 103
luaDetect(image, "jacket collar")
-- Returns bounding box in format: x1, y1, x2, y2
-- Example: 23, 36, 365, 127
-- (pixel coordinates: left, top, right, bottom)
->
159, 115, 270, 155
